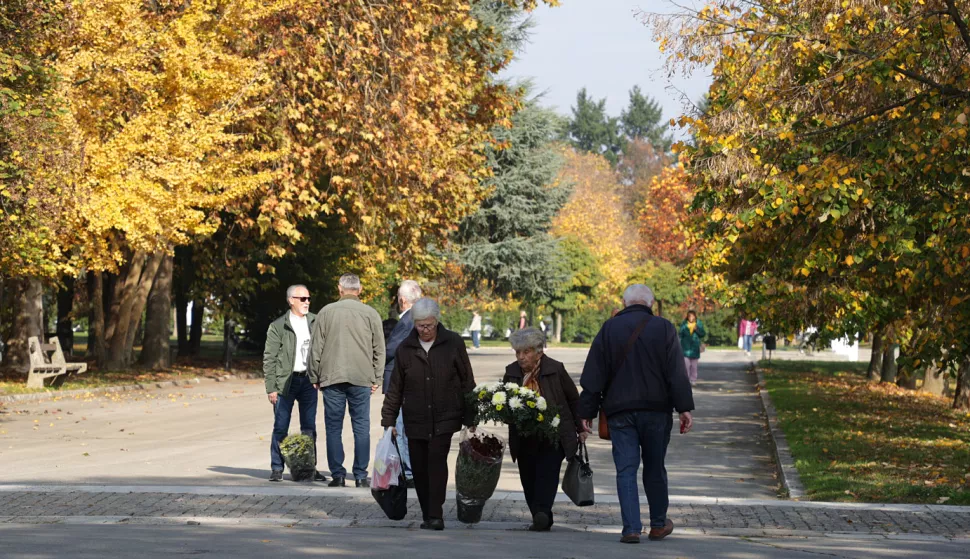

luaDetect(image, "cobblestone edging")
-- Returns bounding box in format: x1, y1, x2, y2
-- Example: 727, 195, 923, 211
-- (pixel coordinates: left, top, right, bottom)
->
2, 490, 968, 538
756, 367, 807, 499
0, 372, 263, 405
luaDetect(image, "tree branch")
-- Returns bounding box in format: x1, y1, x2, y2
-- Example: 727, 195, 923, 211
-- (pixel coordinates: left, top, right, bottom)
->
943, 0, 970, 53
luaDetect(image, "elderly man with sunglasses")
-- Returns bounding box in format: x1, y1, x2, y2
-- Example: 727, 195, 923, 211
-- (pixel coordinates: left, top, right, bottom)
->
263, 284, 326, 482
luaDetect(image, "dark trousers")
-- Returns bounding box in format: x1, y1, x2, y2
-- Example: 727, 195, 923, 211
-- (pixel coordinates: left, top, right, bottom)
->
608, 410, 673, 536
409, 433, 454, 521
321, 383, 371, 480
516, 438, 565, 521
270, 373, 318, 471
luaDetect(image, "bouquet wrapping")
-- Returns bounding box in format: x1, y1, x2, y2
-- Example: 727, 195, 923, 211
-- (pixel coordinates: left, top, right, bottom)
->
279, 433, 316, 481
454, 427, 505, 524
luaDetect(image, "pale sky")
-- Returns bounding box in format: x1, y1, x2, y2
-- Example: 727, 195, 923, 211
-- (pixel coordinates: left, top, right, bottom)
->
503, 1, 712, 134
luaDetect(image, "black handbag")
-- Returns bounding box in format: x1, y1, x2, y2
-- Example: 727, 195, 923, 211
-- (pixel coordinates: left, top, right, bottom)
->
561, 442, 594, 507
371, 438, 408, 520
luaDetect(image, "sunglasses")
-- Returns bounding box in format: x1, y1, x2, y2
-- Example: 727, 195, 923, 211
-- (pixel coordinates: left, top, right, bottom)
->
291, 297, 311, 302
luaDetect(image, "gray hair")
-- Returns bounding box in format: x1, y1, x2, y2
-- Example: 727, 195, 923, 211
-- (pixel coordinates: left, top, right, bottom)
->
397, 280, 422, 304
411, 298, 441, 322
286, 284, 308, 300
338, 273, 361, 291
509, 328, 545, 352
623, 284, 655, 307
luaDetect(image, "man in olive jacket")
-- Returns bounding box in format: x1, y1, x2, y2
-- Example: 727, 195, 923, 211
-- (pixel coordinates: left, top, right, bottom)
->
309, 273, 385, 487
263, 285, 325, 483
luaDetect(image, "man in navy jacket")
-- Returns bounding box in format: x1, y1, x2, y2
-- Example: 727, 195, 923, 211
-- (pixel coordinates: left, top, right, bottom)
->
579, 284, 694, 544
381, 279, 421, 485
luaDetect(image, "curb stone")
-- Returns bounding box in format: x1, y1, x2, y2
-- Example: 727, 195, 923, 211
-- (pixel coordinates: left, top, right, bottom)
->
1, 516, 965, 541
0, 372, 263, 405
755, 366, 807, 499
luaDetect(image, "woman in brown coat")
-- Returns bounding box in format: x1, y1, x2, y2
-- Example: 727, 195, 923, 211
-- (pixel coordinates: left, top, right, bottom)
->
503, 327, 586, 531
381, 298, 476, 531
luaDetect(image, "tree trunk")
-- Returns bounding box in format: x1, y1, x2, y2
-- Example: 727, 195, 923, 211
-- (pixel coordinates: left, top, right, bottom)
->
2, 278, 43, 371
139, 253, 173, 369
954, 360, 970, 411
880, 344, 897, 384
89, 271, 107, 363
104, 251, 164, 369
897, 369, 918, 390
866, 331, 883, 382
188, 298, 205, 356
175, 287, 188, 357
553, 311, 563, 343
921, 363, 947, 397
56, 276, 76, 356
655, 298, 664, 318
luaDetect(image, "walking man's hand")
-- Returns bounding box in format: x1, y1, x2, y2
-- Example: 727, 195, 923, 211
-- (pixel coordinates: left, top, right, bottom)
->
371, 384, 378, 394
581, 419, 593, 434
679, 411, 693, 434
313, 383, 320, 390
267, 392, 278, 405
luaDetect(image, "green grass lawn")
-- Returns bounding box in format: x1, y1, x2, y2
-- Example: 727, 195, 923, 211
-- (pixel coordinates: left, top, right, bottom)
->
761, 360, 970, 504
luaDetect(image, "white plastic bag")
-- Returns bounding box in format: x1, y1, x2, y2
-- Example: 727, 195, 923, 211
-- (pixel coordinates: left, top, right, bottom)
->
372, 428, 402, 490
738, 336, 744, 349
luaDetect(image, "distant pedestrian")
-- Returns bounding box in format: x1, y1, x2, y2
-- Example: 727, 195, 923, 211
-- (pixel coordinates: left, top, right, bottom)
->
263, 285, 326, 483
504, 328, 585, 531
579, 284, 694, 544
469, 311, 482, 350
381, 298, 476, 531
382, 279, 422, 486
518, 310, 528, 330
678, 311, 706, 386
309, 273, 385, 488
739, 317, 758, 357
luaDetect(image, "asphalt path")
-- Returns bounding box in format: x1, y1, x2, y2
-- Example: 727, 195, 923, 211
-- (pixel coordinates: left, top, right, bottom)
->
0, 348, 779, 500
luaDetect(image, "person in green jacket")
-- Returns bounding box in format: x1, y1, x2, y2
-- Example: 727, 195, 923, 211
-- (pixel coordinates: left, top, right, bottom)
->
264, 284, 326, 483
678, 310, 706, 386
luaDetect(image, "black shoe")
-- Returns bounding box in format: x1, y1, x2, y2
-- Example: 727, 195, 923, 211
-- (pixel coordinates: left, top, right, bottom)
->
421, 518, 444, 531
313, 471, 328, 482
328, 477, 346, 487
269, 470, 283, 482
356, 478, 370, 488
530, 511, 552, 532
405, 478, 415, 489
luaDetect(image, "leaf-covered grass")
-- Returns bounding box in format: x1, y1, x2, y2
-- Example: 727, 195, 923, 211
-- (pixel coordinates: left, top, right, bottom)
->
762, 360, 970, 504
0, 360, 260, 396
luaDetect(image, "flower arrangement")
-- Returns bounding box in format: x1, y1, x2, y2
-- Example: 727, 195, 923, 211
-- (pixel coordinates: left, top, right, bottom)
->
469, 381, 561, 442
455, 427, 505, 523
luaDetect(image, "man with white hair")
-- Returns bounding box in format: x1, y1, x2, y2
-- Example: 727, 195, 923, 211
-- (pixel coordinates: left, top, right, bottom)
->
578, 284, 694, 544
263, 284, 326, 483
309, 273, 385, 488
380, 279, 422, 486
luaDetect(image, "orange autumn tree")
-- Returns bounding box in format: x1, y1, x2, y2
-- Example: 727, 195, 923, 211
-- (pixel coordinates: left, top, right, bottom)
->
637, 163, 694, 265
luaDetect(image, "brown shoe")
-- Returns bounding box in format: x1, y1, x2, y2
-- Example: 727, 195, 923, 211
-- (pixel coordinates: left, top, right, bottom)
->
619, 533, 640, 544
648, 519, 674, 541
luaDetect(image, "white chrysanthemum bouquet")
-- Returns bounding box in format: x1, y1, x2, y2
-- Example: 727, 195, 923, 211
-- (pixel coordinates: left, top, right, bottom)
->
469, 381, 561, 441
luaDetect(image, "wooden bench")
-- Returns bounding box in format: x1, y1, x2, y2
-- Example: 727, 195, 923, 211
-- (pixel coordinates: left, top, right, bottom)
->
27, 336, 88, 389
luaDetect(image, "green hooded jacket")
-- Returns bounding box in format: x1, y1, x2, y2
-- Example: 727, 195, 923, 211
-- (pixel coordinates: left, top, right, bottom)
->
678, 319, 707, 359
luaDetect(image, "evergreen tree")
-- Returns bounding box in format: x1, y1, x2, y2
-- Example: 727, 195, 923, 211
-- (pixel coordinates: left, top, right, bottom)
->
566, 88, 625, 166
621, 85, 672, 152
455, 98, 571, 305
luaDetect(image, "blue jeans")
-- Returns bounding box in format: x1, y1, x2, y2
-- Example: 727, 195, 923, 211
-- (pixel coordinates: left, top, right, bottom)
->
396, 410, 412, 479
743, 335, 753, 352
471, 330, 481, 348
270, 374, 318, 471
608, 410, 673, 536
322, 383, 371, 480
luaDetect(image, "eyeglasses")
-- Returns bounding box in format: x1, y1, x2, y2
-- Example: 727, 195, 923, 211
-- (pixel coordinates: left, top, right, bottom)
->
415, 322, 437, 331
291, 297, 311, 303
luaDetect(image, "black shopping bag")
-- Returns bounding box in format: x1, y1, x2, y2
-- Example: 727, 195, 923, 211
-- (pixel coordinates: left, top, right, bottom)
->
561, 442, 594, 506
372, 437, 408, 520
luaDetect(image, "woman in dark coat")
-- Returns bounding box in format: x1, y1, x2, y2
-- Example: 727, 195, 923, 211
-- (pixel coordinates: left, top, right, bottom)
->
381, 298, 476, 531
503, 327, 586, 531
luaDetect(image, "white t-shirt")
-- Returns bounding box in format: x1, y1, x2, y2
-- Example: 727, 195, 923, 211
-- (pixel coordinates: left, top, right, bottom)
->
420, 339, 434, 354
469, 315, 482, 331
289, 312, 311, 372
